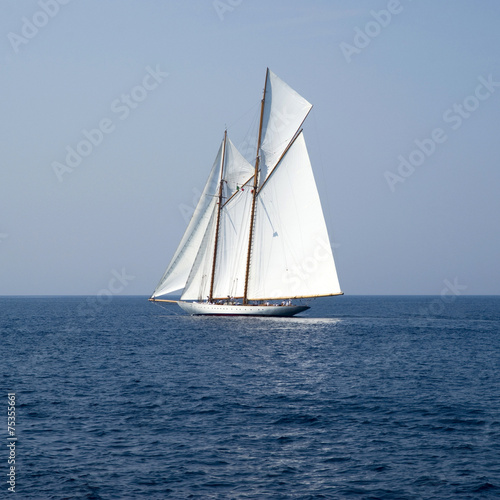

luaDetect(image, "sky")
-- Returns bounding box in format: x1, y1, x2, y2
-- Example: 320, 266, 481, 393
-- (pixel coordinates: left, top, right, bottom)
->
1, 0, 499, 296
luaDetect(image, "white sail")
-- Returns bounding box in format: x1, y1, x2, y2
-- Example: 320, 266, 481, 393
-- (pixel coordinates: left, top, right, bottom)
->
211, 139, 254, 299
181, 134, 254, 301
151, 141, 223, 298
259, 69, 312, 185
212, 187, 253, 298
222, 137, 254, 199
180, 207, 218, 301
248, 132, 341, 300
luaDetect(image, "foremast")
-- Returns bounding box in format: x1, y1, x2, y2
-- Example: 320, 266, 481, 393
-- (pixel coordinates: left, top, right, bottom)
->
243, 68, 268, 305
208, 129, 227, 302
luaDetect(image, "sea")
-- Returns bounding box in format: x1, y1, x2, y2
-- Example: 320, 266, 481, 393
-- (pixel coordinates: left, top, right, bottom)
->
2, 295, 500, 499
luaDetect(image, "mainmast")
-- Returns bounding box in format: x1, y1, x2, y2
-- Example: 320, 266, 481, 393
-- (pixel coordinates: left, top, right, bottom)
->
208, 130, 227, 302
243, 68, 268, 304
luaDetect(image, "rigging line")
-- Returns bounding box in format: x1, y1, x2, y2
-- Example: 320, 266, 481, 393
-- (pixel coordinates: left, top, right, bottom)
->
226, 100, 260, 164
225, 100, 260, 132
240, 104, 261, 164
221, 173, 255, 208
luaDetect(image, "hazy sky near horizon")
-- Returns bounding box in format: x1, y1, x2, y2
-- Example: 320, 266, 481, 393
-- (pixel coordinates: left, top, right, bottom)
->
1, 0, 499, 296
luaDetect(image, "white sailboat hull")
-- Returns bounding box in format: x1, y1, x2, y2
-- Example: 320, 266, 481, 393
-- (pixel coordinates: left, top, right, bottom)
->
177, 301, 309, 317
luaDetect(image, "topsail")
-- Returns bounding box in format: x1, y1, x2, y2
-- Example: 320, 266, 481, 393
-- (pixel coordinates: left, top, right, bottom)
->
259, 69, 312, 185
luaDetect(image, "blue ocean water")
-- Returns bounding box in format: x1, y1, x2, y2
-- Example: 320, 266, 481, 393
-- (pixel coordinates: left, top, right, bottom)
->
2, 295, 500, 499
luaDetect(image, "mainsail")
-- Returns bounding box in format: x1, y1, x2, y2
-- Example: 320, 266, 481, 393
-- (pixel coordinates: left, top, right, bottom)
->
248, 132, 341, 299
151, 68, 342, 307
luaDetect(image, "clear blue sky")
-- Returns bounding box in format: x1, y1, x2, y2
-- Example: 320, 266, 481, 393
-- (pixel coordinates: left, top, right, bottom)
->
1, 0, 499, 295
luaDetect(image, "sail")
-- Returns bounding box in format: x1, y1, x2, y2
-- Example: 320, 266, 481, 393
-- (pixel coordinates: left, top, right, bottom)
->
212, 187, 253, 298
248, 132, 341, 300
259, 69, 312, 185
222, 137, 254, 199
210, 139, 254, 298
181, 135, 254, 301
151, 141, 223, 298
180, 206, 218, 301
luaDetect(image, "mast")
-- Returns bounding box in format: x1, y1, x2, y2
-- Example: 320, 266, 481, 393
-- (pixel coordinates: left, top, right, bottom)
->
208, 130, 227, 302
243, 68, 268, 304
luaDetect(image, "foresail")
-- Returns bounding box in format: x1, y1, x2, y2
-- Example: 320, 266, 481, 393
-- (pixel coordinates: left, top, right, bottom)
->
180, 134, 254, 301
259, 69, 312, 185
248, 132, 341, 300
151, 141, 223, 298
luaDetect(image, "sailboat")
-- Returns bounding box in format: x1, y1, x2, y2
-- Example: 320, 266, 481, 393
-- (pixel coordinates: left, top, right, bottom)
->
149, 69, 342, 316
